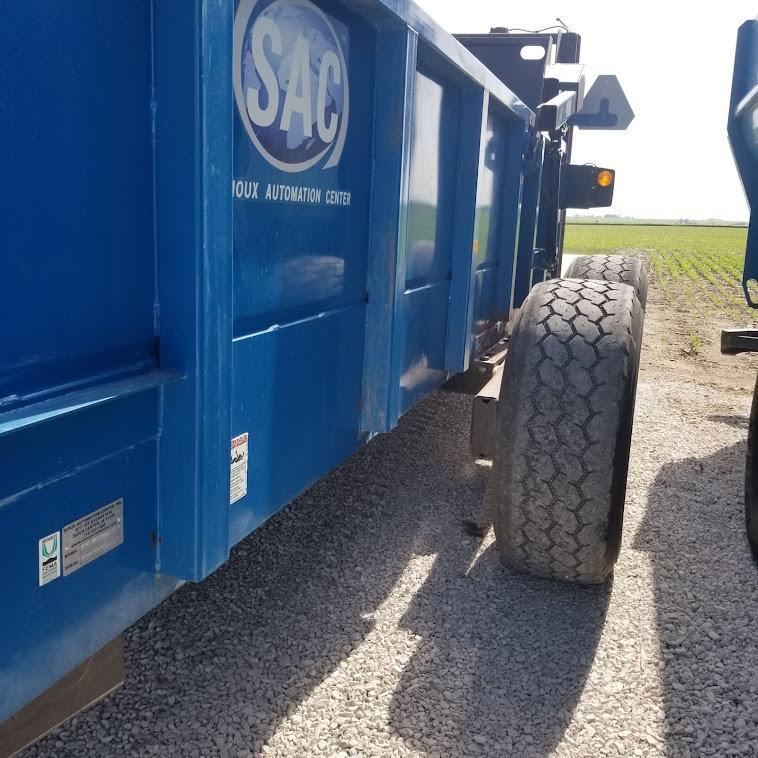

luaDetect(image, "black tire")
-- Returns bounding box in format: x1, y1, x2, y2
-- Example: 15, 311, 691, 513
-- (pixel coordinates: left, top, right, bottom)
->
745, 373, 758, 556
564, 254, 648, 309
492, 278, 644, 583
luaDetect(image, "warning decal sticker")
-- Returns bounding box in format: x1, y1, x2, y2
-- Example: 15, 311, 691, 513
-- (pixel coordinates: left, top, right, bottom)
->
230, 433, 249, 504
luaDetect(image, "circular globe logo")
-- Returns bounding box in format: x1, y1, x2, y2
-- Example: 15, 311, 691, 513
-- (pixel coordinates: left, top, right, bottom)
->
233, 0, 350, 173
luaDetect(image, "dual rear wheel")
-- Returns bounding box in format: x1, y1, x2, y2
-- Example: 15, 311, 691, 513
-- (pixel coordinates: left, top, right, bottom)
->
490, 256, 646, 583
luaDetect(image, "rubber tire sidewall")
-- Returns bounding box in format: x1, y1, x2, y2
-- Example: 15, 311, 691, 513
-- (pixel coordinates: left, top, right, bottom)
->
746, 373, 758, 556
492, 278, 644, 583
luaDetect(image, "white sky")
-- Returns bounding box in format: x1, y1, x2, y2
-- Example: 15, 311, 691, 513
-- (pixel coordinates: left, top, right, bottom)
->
415, 0, 756, 221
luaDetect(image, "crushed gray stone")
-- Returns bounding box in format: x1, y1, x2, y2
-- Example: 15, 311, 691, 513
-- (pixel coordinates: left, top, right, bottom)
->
23, 377, 758, 757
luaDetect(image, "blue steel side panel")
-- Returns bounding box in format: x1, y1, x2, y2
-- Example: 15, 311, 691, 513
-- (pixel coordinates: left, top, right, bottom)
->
361, 28, 418, 434
232, 0, 373, 336
513, 136, 544, 308
154, 0, 234, 581
404, 64, 460, 289
230, 307, 367, 543
400, 284, 452, 410
398, 61, 460, 413
0, 2, 157, 408
0, 0, 537, 723
468, 113, 526, 350
444, 88, 487, 373
729, 20, 758, 305
446, 103, 527, 369
470, 110, 508, 343
228, 0, 374, 543
0, 2, 185, 720
494, 119, 529, 316
0, 392, 180, 721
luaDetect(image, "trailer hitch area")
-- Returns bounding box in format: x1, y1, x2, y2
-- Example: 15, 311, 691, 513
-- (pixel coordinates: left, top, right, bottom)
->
721, 327, 758, 355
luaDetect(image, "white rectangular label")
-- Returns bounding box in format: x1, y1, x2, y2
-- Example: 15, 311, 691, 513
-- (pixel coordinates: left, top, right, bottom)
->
63, 499, 123, 576
39, 531, 61, 586
230, 433, 249, 504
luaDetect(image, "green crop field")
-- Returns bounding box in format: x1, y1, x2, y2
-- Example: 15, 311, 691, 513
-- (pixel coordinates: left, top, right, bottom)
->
564, 223, 752, 320
563, 223, 754, 358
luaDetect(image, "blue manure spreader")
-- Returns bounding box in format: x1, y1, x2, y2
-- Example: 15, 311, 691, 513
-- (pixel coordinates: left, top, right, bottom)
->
723, 19, 758, 556
0, 1, 638, 751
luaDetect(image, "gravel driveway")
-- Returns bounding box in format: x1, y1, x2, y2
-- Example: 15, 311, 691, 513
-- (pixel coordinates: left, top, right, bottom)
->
25, 368, 758, 757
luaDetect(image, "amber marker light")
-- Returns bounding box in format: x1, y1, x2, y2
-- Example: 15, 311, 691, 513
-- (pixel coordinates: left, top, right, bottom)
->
596, 169, 614, 188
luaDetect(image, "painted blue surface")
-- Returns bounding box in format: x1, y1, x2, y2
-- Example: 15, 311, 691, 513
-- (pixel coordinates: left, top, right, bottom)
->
470, 111, 527, 349
444, 85, 487, 375
230, 305, 369, 542
153, 0, 234, 584
472, 112, 508, 334
0, 0, 552, 721
0, 2, 158, 410
513, 138, 544, 308
398, 62, 459, 412
361, 28, 418, 434
730, 19, 758, 306
0, 390, 182, 721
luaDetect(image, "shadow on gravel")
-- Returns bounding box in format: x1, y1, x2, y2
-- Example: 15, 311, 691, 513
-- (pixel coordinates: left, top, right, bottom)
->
635, 437, 758, 756
27, 398, 459, 757
29, 392, 607, 758
388, 537, 610, 756
377, 401, 609, 757
707, 414, 750, 431
25, 392, 611, 757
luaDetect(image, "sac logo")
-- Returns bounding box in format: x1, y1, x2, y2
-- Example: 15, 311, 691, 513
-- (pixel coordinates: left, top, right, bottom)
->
233, 0, 350, 173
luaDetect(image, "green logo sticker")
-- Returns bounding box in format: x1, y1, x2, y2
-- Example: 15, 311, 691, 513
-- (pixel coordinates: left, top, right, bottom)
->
39, 531, 61, 586
41, 535, 58, 558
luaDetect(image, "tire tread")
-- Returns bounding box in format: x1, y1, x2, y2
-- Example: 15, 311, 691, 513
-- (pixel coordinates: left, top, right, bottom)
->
492, 278, 643, 583
564, 254, 648, 308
